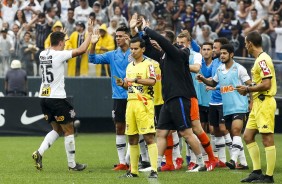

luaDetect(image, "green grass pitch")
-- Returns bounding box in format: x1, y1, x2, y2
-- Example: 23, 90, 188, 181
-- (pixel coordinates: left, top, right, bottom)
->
0, 133, 281, 184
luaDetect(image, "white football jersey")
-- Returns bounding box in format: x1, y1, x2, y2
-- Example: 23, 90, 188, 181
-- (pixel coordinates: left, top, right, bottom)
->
39, 49, 72, 98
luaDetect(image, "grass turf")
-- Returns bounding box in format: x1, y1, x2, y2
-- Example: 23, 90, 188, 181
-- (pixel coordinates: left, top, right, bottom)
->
0, 133, 281, 184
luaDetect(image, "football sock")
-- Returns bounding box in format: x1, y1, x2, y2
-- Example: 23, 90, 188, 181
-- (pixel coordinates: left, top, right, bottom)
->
147, 143, 158, 172
215, 136, 226, 162
129, 144, 140, 175
238, 148, 248, 166
247, 142, 261, 170
196, 154, 205, 167
38, 130, 59, 156
198, 132, 216, 162
172, 131, 181, 161
64, 134, 76, 168
210, 134, 218, 157
231, 136, 242, 162
265, 146, 276, 176
224, 133, 233, 157
116, 135, 126, 164
164, 134, 173, 166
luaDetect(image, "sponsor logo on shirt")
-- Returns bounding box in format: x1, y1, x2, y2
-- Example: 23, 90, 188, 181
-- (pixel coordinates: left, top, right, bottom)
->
220, 85, 235, 94
258, 60, 271, 76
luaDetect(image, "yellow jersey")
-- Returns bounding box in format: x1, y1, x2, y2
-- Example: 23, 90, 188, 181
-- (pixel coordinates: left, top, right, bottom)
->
251, 52, 277, 99
149, 59, 164, 105
126, 58, 156, 100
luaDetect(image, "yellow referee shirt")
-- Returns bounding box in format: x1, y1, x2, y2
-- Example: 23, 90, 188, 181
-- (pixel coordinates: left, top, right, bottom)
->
126, 58, 156, 100
251, 52, 277, 99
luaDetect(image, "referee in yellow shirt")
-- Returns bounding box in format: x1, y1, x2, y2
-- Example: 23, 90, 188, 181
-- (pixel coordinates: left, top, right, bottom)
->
116, 37, 158, 179
237, 31, 277, 183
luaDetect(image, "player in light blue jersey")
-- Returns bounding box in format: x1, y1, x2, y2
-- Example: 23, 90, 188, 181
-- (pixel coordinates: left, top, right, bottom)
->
200, 38, 232, 167
89, 27, 131, 171
198, 44, 252, 170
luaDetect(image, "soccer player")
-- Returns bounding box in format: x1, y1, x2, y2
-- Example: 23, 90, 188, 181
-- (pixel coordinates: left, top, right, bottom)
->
201, 38, 232, 167
32, 19, 94, 171
237, 31, 277, 183
89, 26, 131, 171
197, 44, 250, 170
116, 37, 158, 178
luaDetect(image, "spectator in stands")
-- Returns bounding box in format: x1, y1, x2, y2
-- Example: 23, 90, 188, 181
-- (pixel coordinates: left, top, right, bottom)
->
92, 1, 108, 25
88, 12, 100, 30
63, 8, 76, 36
44, 20, 64, 49
95, 23, 115, 77
229, 25, 246, 57
110, 5, 128, 28
269, 17, 282, 60
60, 0, 72, 22
196, 24, 218, 46
107, 16, 119, 37
27, 13, 53, 76
130, 0, 155, 27
236, 0, 253, 24
215, 13, 233, 40
5, 60, 27, 96
45, 7, 60, 23
43, 0, 61, 18
20, 0, 41, 22
247, 8, 259, 27
252, 0, 270, 19
74, 0, 92, 24
19, 31, 38, 76
67, 21, 89, 76
0, 0, 18, 29
203, 0, 220, 24
14, 10, 27, 27
11, 24, 21, 60
181, 4, 195, 29
0, 28, 14, 76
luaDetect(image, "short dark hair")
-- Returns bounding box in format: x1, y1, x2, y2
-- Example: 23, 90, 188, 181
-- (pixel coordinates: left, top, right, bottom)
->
68, 7, 74, 11
220, 44, 234, 54
116, 26, 130, 35
246, 31, 262, 47
89, 12, 96, 18
164, 30, 175, 43
214, 37, 229, 45
50, 32, 65, 46
130, 37, 145, 48
38, 12, 45, 18
201, 42, 213, 48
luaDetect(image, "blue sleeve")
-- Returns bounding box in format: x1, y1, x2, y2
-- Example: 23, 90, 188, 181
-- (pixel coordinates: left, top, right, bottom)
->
201, 58, 212, 78
191, 40, 200, 53
88, 52, 111, 64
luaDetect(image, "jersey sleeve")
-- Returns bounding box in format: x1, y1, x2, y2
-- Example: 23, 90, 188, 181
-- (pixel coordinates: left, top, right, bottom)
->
193, 53, 202, 66
257, 57, 273, 79
147, 62, 156, 80
238, 64, 251, 83
60, 50, 72, 62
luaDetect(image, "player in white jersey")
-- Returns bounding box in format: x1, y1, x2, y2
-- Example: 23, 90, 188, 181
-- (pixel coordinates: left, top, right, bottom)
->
32, 19, 94, 171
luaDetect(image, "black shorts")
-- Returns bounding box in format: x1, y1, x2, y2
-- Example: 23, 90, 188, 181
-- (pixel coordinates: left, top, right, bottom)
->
40, 98, 75, 124
154, 104, 163, 125
112, 99, 127, 123
209, 104, 223, 127
199, 105, 209, 123
157, 97, 192, 131
223, 113, 247, 129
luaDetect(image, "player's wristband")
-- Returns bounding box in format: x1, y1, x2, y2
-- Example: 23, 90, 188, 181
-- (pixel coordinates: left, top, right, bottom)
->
134, 78, 138, 83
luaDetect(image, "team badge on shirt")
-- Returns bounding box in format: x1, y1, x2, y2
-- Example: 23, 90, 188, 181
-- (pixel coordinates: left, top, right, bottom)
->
149, 65, 156, 77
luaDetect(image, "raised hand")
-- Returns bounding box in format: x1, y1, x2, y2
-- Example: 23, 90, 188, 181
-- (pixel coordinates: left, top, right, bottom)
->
91, 29, 100, 44
130, 13, 138, 29
141, 17, 149, 30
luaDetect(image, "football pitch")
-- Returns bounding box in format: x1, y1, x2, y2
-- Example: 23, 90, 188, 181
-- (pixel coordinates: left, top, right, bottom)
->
0, 133, 281, 184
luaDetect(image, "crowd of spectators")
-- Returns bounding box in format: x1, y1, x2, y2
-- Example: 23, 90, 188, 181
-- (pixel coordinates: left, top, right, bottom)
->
0, 0, 281, 77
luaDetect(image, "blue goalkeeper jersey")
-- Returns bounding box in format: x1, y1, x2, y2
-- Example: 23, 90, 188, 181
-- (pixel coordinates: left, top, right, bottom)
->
89, 48, 131, 99
199, 58, 212, 107
201, 57, 222, 104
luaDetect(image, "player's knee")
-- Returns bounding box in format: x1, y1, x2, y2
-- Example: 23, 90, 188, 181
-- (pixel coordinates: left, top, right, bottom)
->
115, 123, 125, 135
